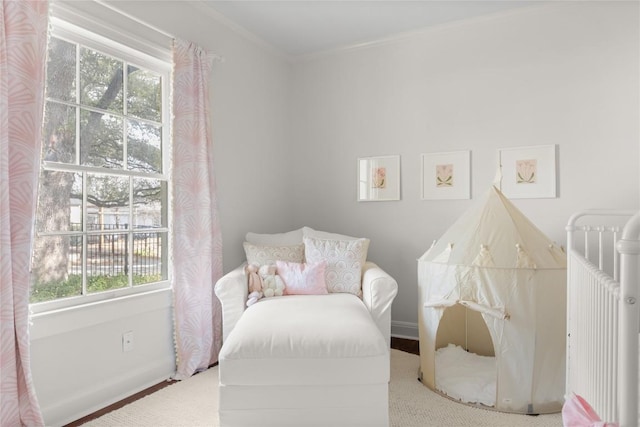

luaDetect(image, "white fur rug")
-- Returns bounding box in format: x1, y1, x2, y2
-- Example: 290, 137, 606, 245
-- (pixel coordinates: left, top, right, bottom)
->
82, 349, 562, 427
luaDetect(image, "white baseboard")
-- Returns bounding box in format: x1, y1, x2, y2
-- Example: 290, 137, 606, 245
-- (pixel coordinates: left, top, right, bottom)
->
391, 320, 418, 340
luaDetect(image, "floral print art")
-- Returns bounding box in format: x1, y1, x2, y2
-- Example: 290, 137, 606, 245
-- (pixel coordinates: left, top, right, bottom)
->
372, 167, 386, 189
516, 159, 537, 184
436, 164, 454, 187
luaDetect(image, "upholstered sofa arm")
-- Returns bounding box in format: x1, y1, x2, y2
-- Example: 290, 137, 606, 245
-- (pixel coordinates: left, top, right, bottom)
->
215, 263, 247, 342
361, 261, 398, 348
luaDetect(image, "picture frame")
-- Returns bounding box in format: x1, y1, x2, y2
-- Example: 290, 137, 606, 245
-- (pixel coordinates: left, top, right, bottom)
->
498, 144, 557, 199
420, 150, 471, 200
357, 155, 401, 202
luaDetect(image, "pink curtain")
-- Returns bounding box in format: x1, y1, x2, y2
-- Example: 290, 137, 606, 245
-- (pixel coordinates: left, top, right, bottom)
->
172, 38, 223, 379
0, 0, 48, 425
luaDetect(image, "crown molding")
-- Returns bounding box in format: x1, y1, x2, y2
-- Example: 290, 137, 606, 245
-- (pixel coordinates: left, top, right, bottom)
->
188, 0, 293, 63
294, 2, 556, 63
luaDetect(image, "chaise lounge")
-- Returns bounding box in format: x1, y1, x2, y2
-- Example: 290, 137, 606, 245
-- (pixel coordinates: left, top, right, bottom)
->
215, 227, 398, 426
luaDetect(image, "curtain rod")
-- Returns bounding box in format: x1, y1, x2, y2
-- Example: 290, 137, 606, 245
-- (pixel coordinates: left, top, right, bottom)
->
93, 0, 225, 63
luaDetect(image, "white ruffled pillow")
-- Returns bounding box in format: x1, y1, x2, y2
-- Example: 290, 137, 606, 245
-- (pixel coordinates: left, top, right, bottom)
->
303, 236, 369, 296
243, 242, 304, 266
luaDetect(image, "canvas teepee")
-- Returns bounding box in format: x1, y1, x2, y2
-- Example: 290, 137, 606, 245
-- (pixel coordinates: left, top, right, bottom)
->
417, 185, 566, 414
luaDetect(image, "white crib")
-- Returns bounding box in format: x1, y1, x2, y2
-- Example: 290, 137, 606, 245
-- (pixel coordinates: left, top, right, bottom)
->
566, 210, 640, 426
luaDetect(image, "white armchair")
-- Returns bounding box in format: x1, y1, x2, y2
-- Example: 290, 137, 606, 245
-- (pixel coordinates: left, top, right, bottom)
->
215, 228, 398, 427
216, 261, 397, 346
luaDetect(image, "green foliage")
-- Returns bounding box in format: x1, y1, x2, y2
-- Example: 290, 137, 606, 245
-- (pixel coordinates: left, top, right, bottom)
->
133, 274, 163, 287
31, 275, 82, 303
30, 273, 163, 303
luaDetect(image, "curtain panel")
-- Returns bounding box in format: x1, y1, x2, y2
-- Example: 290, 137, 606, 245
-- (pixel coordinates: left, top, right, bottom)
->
172, 39, 223, 380
0, 0, 48, 425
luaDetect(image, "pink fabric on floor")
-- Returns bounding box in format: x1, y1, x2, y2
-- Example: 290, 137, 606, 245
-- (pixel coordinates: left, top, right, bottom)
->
0, 1, 48, 425
172, 39, 223, 379
562, 393, 618, 427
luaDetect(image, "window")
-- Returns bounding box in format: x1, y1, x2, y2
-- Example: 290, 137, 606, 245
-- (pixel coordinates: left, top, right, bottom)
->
31, 18, 172, 310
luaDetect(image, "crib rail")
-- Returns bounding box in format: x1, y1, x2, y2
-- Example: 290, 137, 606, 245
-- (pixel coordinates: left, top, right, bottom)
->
617, 212, 640, 427
566, 210, 639, 426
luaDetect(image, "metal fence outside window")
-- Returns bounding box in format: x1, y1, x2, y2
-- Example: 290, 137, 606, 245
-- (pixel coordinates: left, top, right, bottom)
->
70, 223, 162, 278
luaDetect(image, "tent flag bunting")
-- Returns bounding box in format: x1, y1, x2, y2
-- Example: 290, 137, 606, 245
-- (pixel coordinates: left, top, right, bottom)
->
417, 185, 566, 414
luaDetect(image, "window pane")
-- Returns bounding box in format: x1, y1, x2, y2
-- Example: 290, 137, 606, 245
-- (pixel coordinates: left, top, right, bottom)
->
86, 231, 129, 293
46, 37, 76, 103
127, 66, 161, 122
31, 235, 83, 303
80, 109, 123, 168
133, 178, 165, 227
87, 174, 130, 228
133, 231, 167, 286
43, 102, 76, 164
128, 119, 162, 173
80, 47, 123, 113
35, 172, 82, 233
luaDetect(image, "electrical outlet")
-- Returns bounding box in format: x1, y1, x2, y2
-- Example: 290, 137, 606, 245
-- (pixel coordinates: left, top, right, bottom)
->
122, 331, 134, 352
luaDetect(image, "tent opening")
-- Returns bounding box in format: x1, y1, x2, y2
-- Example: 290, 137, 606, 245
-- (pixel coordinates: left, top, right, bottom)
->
435, 304, 495, 356
434, 304, 498, 408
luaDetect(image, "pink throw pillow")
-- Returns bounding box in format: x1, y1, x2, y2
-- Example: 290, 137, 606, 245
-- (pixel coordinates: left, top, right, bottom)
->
276, 260, 328, 295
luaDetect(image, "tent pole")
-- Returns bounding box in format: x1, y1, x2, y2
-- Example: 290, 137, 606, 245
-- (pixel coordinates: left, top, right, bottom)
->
464, 305, 468, 351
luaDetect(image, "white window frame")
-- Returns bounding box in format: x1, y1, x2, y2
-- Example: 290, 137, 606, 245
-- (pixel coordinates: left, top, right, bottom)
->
30, 16, 173, 314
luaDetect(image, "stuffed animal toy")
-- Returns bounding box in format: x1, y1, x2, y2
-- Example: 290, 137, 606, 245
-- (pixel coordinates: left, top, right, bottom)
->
245, 263, 264, 307
258, 264, 285, 298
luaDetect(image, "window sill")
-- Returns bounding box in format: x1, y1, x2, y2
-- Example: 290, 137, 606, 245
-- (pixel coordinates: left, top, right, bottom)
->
30, 287, 172, 340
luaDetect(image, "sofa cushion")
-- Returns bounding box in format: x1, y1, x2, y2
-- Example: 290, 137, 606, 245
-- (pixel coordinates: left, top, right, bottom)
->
243, 242, 304, 266
219, 294, 388, 386
276, 260, 328, 295
245, 228, 304, 246
303, 226, 362, 241
303, 237, 369, 296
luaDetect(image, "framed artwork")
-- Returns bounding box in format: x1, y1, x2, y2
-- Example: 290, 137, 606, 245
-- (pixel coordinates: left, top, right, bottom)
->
421, 151, 471, 200
357, 155, 401, 201
498, 144, 557, 199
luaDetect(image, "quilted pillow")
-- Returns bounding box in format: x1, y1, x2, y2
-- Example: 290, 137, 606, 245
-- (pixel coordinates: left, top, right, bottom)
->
303, 237, 370, 296
276, 260, 328, 295
243, 242, 304, 266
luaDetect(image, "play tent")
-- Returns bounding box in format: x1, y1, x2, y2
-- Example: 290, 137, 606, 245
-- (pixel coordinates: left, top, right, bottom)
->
417, 186, 566, 414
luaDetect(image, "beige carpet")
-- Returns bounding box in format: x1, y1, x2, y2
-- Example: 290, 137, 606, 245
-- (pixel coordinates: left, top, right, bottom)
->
83, 349, 562, 427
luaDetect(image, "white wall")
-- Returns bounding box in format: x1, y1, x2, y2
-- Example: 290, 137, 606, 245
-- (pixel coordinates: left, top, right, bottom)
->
30, 2, 293, 425
290, 2, 640, 338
